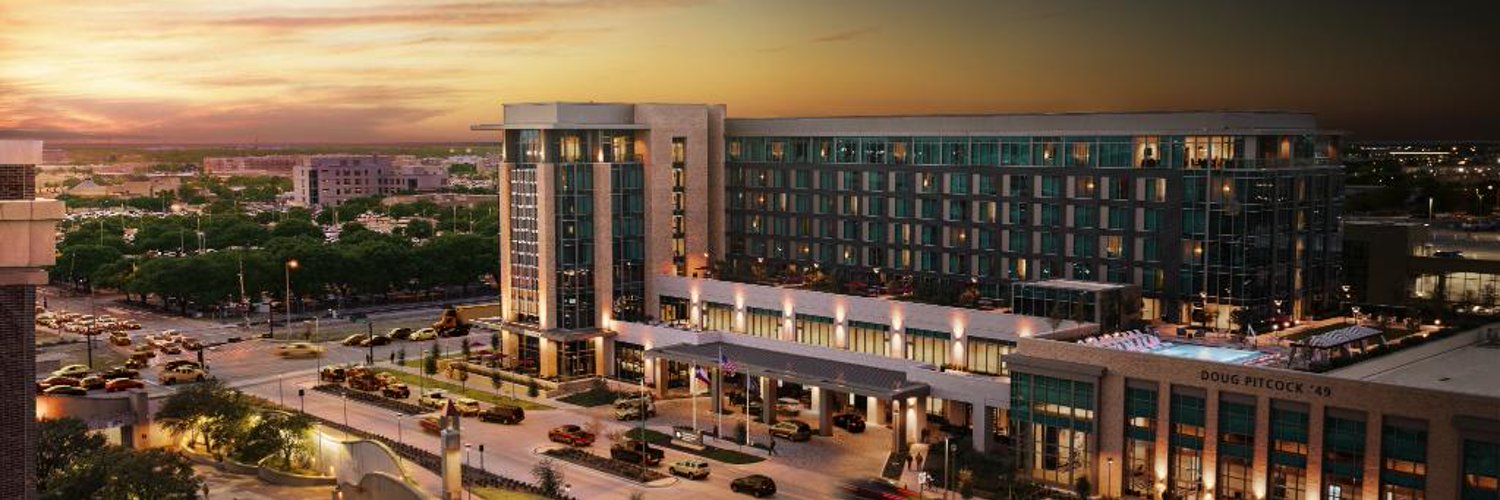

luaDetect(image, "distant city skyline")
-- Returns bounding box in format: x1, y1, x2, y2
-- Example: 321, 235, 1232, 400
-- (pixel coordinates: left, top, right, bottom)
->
2, 0, 1498, 143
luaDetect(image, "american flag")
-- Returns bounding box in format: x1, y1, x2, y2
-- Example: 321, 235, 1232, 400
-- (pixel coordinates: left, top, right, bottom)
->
718, 351, 737, 375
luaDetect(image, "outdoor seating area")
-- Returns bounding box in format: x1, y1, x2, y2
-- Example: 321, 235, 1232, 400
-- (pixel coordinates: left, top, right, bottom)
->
1078, 329, 1162, 352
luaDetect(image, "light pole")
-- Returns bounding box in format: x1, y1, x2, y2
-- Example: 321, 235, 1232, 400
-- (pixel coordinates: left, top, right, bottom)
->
1106, 457, 1114, 500
395, 413, 405, 469
943, 437, 953, 500
285, 259, 299, 339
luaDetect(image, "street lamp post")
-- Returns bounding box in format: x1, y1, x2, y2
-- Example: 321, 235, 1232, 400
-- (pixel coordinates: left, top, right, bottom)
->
1106, 457, 1114, 500
284, 259, 299, 340
395, 413, 405, 468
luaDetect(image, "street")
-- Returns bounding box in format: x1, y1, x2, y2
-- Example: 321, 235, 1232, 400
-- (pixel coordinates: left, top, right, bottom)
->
36, 286, 889, 499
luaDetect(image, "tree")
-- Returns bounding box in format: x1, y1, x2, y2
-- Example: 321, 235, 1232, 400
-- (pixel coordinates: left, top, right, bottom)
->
156, 379, 252, 455
38, 426, 202, 500
89, 448, 202, 500
270, 218, 323, 240
55, 244, 123, 290
424, 345, 440, 378
403, 219, 435, 240
235, 411, 315, 471
37, 418, 106, 492
531, 459, 565, 497
461, 339, 472, 360
1073, 476, 1091, 500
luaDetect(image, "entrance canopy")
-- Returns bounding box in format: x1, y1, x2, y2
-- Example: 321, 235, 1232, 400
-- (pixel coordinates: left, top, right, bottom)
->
648, 342, 929, 400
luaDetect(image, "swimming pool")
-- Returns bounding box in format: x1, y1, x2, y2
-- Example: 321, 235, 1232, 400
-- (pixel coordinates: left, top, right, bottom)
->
1153, 343, 1263, 365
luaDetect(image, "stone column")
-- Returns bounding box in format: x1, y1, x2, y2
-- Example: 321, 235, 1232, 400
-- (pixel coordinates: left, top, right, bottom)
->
759, 376, 775, 425
1305, 404, 1326, 500
0, 140, 59, 500
711, 367, 723, 415
909, 397, 928, 445
539, 338, 558, 378
815, 388, 833, 436
868, 398, 888, 427
652, 359, 668, 398
971, 403, 994, 454
1361, 413, 1382, 500
890, 399, 906, 452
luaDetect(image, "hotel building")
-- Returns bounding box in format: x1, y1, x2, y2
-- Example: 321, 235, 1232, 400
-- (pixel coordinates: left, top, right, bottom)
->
472, 104, 1498, 499
291, 154, 450, 208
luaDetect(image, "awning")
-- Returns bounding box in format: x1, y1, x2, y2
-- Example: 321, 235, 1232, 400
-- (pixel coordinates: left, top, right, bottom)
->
647, 342, 929, 400
1302, 325, 1384, 348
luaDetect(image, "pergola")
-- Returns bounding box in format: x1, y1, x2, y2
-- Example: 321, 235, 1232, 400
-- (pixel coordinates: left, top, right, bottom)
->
1292, 325, 1387, 364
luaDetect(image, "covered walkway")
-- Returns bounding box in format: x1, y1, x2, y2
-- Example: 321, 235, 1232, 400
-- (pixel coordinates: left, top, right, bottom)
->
648, 342, 931, 452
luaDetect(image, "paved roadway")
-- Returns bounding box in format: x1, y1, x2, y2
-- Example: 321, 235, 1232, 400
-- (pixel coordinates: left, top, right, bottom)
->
36, 287, 893, 499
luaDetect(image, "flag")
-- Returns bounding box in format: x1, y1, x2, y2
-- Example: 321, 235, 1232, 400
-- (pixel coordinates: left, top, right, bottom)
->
718, 351, 737, 375
694, 366, 712, 386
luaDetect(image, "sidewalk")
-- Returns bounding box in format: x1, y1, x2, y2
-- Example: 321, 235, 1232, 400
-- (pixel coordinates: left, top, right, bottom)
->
381, 360, 582, 411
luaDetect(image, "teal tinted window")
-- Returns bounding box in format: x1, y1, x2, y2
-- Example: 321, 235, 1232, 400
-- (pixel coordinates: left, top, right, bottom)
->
1001, 139, 1032, 165
1323, 415, 1367, 477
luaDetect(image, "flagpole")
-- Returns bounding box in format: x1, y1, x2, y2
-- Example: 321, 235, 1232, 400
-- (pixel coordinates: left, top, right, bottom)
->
691, 363, 698, 434
745, 372, 752, 446
716, 347, 723, 440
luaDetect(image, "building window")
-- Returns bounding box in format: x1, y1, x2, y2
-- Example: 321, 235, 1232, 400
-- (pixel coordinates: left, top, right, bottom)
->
1323, 413, 1367, 500
1169, 390, 1206, 498
903, 328, 949, 366
1463, 440, 1500, 500
1125, 385, 1157, 497
794, 314, 835, 347
848, 321, 889, 357
1381, 423, 1428, 500
703, 302, 735, 332
744, 307, 781, 339
1218, 398, 1255, 500
965, 338, 1013, 376
1010, 372, 1094, 488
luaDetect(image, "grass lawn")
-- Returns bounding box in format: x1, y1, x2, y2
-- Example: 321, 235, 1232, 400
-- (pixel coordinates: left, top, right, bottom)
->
557, 388, 624, 407
472, 488, 548, 500
626, 428, 764, 465
373, 369, 552, 411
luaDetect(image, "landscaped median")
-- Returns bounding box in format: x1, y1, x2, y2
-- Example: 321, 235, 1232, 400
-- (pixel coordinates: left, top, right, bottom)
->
625, 428, 764, 465
312, 383, 429, 415
374, 368, 552, 410
538, 447, 672, 485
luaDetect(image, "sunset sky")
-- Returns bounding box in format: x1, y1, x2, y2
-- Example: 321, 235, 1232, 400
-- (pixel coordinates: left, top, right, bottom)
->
1, 0, 1496, 143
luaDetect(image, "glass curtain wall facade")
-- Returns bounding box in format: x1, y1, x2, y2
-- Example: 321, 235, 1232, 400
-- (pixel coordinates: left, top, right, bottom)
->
725, 134, 1341, 326
556, 162, 595, 330
1010, 373, 1095, 488
1169, 389, 1207, 498
612, 163, 646, 321
508, 162, 540, 324
1269, 403, 1311, 500
1124, 384, 1158, 497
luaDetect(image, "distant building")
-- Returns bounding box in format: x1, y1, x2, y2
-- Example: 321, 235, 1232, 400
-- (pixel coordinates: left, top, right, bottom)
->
291, 155, 450, 208
202, 155, 302, 177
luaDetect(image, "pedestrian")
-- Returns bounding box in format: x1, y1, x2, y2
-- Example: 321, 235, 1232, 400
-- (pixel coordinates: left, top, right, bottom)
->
768, 435, 778, 456
905, 453, 914, 470
389, 351, 396, 364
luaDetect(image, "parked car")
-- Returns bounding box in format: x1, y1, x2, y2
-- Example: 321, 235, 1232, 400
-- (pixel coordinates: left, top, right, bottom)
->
832, 413, 866, 433
453, 398, 482, 417
109, 335, 132, 346
769, 420, 812, 442
78, 376, 106, 391
409, 328, 437, 341
320, 366, 348, 382
181, 338, 204, 351
36, 376, 80, 391
124, 358, 148, 369
360, 334, 393, 347
159, 366, 207, 385
52, 364, 91, 378
161, 344, 183, 355
43, 385, 88, 396
610, 439, 665, 466
838, 478, 919, 499
668, 459, 711, 480
277, 342, 325, 358
105, 378, 147, 392
730, 474, 777, 497
419, 414, 443, 434
418, 390, 452, 409
547, 425, 595, 446
341, 334, 368, 346
388, 327, 414, 340
98, 366, 140, 380
614, 398, 657, 421
478, 404, 525, 424
382, 383, 411, 399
